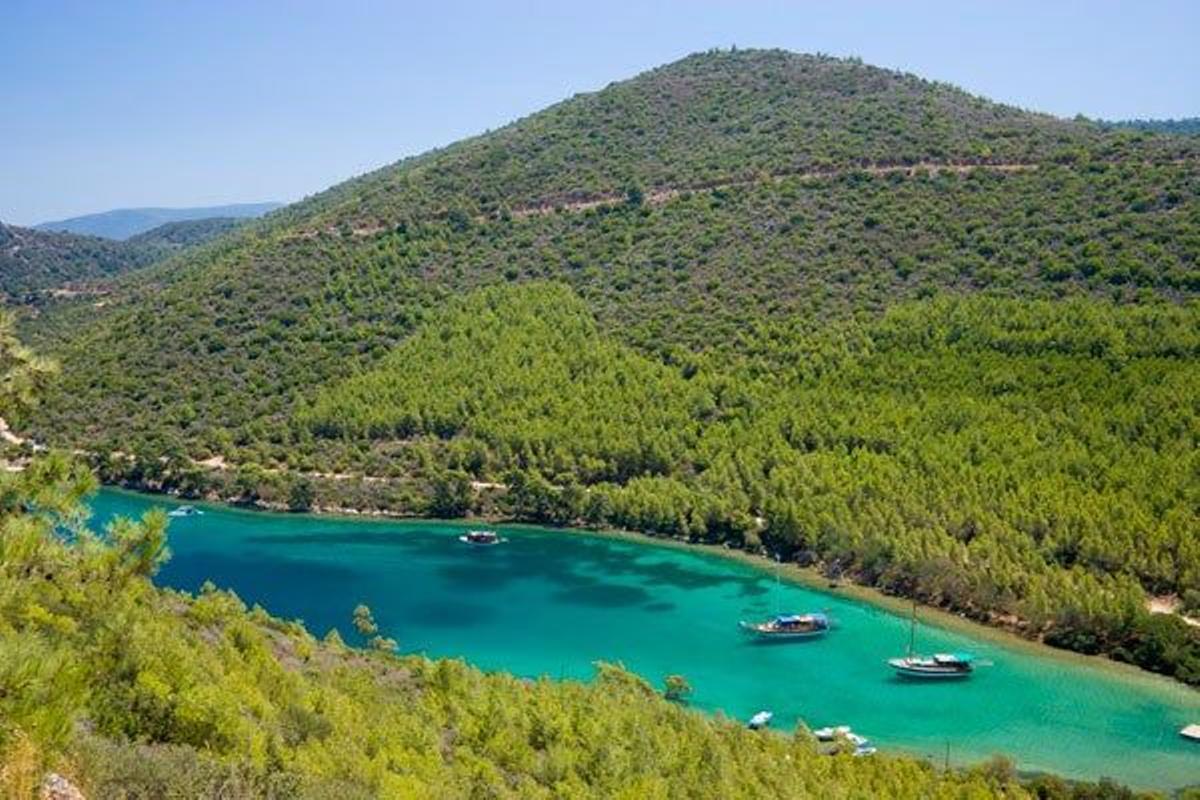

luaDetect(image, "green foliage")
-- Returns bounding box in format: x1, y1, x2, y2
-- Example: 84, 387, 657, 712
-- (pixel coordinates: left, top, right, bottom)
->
663, 674, 693, 703
351, 603, 377, 637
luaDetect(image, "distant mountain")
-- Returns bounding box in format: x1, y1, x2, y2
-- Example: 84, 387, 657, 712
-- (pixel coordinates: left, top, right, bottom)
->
34, 202, 280, 240
1, 215, 250, 301
1100, 117, 1200, 135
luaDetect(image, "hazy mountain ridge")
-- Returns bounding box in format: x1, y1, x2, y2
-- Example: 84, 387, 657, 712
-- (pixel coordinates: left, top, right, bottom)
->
34, 201, 281, 240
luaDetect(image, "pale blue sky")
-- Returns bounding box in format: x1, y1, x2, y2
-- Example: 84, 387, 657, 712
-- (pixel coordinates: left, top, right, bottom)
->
2, 0, 1197, 225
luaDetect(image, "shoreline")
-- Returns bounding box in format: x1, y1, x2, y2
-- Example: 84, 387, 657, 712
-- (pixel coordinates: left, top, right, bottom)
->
101, 483, 1200, 701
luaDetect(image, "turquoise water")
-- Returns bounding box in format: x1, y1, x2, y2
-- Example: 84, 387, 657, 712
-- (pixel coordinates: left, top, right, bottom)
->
90, 489, 1199, 790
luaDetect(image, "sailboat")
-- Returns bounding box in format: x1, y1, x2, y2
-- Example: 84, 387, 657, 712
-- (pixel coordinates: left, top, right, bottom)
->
739, 554, 831, 640
888, 602, 974, 679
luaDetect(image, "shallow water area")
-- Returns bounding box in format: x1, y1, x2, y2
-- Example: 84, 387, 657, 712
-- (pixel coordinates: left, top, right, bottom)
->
91, 489, 1200, 790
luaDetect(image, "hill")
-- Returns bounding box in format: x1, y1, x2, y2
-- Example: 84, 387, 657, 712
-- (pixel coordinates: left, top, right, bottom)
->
34, 201, 280, 240
0, 223, 161, 300
18, 49, 1200, 682
1, 216, 250, 302
125, 216, 248, 249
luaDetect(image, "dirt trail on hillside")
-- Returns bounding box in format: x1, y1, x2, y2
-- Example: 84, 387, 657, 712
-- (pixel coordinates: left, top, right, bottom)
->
504, 160, 1039, 220
295, 160, 1047, 240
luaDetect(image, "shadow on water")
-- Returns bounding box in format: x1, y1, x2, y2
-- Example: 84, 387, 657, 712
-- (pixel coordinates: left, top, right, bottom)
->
245, 529, 439, 552
245, 522, 775, 603
641, 601, 676, 613
550, 582, 652, 609
405, 600, 498, 628
436, 562, 524, 590
159, 548, 360, 593
741, 634, 831, 647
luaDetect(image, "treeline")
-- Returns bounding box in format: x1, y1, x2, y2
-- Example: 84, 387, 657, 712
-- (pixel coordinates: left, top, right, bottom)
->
1101, 118, 1200, 136
302, 285, 1200, 685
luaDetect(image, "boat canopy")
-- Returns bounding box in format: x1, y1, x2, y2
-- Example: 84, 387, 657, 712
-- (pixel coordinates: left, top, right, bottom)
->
775, 613, 828, 625
933, 652, 974, 663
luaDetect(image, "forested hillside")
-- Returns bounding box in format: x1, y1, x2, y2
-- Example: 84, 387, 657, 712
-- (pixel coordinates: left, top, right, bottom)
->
125, 216, 247, 249
0, 217, 247, 302
0, 223, 162, 300
16, 49, 1200, 683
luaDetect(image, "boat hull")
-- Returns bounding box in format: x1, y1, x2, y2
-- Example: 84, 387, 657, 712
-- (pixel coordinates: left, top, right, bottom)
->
739, 622, 827, 640
888, 659, 973, 679
458, 536, 502, 546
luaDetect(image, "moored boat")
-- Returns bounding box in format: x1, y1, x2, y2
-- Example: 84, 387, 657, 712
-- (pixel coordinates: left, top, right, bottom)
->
1181, 723, 1200, 742
888, 652, 975, 679
812, 725, 851, 742
747, 710, 773, 730
812, 725, 876, 756
740, 612, 830, 639
167, 505, 203, 518
458, 529, 505, 546
889, 602, 976, 679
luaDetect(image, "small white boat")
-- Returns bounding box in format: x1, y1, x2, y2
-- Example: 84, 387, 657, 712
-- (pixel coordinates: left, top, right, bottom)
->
1181, 723, 1200, 742
812, 725, 851, 742
813, 726, 877, 756
748, 710, 773, 730
168, 505, 203, 518
458, 529, 506, 546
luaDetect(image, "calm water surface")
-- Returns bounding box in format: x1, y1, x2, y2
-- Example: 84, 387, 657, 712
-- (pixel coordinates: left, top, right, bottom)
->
90, 489, 1199, 789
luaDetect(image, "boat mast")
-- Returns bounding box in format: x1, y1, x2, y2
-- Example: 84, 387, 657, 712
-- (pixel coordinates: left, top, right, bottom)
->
908, 601, 917, 657
773, 553, 781, 615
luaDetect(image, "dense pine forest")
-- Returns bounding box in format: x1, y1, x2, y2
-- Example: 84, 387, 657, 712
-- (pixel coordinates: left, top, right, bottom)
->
10, 49, 1200, 690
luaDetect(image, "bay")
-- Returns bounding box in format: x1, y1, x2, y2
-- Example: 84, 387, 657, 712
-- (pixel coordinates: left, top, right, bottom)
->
90, 488, 1199, 790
